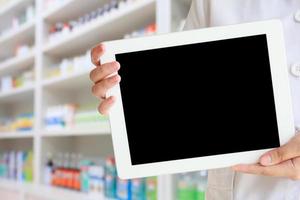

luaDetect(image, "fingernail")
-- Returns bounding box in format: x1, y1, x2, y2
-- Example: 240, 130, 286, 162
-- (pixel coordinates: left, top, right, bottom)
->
114, 75, 120, 82
261, 155, 272, 166
100, 44, 105, 51
115, 62, 120, 70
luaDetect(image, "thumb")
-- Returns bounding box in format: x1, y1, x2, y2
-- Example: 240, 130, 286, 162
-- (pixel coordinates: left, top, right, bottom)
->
260, 139, 300, 166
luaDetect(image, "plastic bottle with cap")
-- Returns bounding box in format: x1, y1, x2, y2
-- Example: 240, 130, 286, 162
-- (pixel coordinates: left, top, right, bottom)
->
196, 171, 208, 200
44, 152, 54, 185
177, 173, 197, 200
146, 177, 157, 200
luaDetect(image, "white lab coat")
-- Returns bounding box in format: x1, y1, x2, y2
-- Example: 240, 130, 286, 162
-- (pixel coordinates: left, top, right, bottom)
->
184, 0, 300, 199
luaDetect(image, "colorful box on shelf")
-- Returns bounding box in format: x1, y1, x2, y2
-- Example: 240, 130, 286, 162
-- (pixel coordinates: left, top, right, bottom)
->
0, 67, 34, 93
176, 171, 207, 200
124, 23, 156, 39
45, 103, 108, 131
0, 151, 34, 183
74, 110, 109, 129
15, 113, 34, 131
0, 113, 34, 132
45, 50, 92, 80
45, 104, 76, 131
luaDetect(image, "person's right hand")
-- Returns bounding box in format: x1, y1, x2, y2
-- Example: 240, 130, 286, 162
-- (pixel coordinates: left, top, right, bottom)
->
90, 44, 121, 115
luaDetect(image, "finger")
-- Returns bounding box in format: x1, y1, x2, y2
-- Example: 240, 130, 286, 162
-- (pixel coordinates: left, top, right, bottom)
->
232, 161, 293, 178
260, 137, 300, 166
90, 61, 120, 83
92, 75, 121, 99
98, 96, 116, 115
91, 44, 105, 66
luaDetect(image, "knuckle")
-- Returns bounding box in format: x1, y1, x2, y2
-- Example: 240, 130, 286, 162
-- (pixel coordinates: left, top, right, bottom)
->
98, 66, 105, 76
91, 47, 97, 62
91, 85, 97, 95
273, 150, 283, 162
103, 78, 111, 88
93, 84, 105, 98
113, 61, 120, 69
89, 69, 95, 81
258, 168, 267, 176
291, 172, 300, 180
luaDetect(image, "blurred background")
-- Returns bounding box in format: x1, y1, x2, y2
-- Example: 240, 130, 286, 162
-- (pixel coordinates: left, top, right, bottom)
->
0, 0, 208, 199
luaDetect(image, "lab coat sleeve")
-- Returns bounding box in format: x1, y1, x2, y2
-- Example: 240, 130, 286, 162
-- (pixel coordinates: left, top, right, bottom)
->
183, 0, 209, 30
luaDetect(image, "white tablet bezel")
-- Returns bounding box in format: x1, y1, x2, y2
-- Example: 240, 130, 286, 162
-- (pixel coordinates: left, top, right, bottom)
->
101, 20, 295, 179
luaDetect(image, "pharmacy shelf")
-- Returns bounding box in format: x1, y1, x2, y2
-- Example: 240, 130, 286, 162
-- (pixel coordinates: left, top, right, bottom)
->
0, 131, 34, 139
0, 0, 184, 199
42, 70, 91, 91
43, 0, 156, 57
43, 0, 106, 22
0, 0, 33, 18
0, 50, 35, 75
0, 84, 34, 103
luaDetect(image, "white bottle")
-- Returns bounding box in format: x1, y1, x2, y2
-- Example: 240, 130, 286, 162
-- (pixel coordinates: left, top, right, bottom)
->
44, 153, 53, 185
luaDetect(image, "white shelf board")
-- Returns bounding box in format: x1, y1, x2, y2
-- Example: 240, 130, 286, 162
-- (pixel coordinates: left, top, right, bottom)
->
0, 179, 34, 192
41, 127, 110, 137
43, 0, 106, 23
41, 121, 111, 137
0, 50, 35, 75
32, 185, 90, 200
0, 180, 89, 200
43, 0, 156, 57
0, 131, 34, 139
0, 84, 34, 103
0, 0, 33, 18
42, 70, 91, 91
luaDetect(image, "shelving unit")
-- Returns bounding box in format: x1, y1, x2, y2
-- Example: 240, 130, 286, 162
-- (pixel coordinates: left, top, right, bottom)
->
0, 0, 192, 200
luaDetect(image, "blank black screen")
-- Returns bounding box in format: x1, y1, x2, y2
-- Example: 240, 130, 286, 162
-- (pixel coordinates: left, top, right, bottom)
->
116, 34, 280, 165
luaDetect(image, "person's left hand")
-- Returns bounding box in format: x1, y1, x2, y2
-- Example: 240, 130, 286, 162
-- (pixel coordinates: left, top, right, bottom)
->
233, 132, 300, 180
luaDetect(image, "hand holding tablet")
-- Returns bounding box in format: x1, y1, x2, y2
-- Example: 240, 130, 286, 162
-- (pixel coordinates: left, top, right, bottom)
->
90, 44, 121, 115
93, 20, 295, 179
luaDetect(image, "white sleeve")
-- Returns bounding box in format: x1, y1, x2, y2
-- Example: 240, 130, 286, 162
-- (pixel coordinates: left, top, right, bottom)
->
184, 0, 209, 30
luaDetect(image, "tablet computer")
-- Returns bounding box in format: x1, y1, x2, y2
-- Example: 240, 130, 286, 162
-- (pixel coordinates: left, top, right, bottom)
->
101, 20, 295, 179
